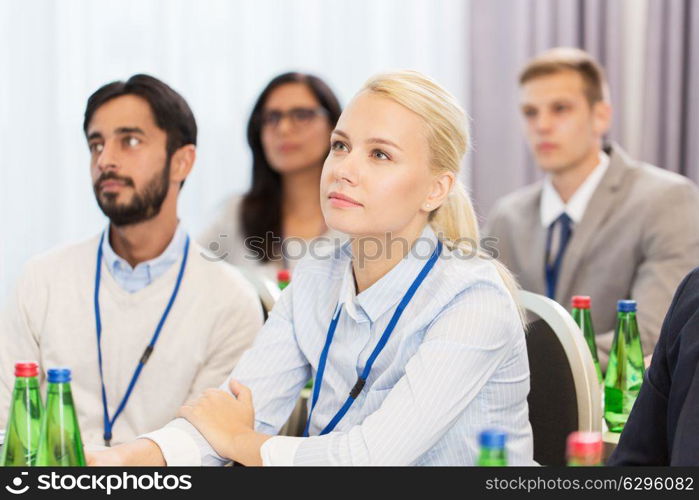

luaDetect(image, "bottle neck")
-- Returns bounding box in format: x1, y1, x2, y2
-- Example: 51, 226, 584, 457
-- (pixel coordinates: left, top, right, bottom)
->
616, 311, 640, 339
13, 376, 40, 390
46, 382, 72, 397
573, 308, 596, 334
572, 306, 591, 319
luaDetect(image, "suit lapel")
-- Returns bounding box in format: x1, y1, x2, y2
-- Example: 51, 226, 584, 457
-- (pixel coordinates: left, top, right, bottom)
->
510, 183, 548, 295
555, 145, 630, 303
528, 193, 548, 295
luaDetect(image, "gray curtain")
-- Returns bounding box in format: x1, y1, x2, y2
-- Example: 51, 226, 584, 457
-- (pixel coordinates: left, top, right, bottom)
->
468, 0, 699, 218
641, 0, 699, 181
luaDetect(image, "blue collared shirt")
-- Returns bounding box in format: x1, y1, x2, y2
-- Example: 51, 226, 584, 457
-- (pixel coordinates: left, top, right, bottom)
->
102, 224, 187, 293
148, 225, 535, 465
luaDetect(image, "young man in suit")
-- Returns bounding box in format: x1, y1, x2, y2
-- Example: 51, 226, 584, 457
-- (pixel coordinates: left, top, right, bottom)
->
609, 267, 699, 465
484, 47, 699, 366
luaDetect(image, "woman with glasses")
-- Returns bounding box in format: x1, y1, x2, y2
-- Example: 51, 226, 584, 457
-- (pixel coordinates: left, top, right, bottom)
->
200, 72, 343, 281
88, 70, 534, 466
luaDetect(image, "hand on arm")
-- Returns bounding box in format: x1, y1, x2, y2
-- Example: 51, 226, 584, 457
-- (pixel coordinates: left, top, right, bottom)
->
178, 379, 272, 466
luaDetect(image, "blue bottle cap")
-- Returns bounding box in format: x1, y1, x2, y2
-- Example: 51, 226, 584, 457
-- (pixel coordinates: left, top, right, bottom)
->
479, 429, 507, 449
47, 368, 71, 383
617, 300, 637, 313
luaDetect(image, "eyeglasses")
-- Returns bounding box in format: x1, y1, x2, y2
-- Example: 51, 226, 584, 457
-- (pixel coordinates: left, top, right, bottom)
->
259, 107, 328, 129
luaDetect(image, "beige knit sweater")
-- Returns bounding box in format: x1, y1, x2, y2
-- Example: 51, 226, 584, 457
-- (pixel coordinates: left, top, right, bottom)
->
0, 234, 263, 446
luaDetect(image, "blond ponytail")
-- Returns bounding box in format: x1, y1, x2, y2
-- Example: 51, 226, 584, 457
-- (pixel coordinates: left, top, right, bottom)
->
431, 183, 523, 319
362, 71, 524, 323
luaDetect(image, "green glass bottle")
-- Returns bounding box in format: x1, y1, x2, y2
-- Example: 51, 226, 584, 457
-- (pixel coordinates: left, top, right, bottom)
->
35, 368, 86, 466
277, 269, 291, 291
566, 431, 603, 466
477, 429, 507, 466
604, 300, 645, 433
571, 296, 603, 385
0, 362, 44, 466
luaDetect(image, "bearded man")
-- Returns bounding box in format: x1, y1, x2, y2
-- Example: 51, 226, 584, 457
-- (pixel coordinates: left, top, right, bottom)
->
0, 75, 263, 447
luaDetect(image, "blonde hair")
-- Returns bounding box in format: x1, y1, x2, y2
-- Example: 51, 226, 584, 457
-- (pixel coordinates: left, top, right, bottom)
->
360, 70, 523, 321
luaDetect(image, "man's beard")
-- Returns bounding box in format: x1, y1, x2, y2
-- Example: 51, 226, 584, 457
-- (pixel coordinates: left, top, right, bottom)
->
93, 161, 170, 227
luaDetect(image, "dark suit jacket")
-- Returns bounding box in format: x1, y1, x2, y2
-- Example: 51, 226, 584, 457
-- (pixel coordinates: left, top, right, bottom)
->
608, 267, 699, 465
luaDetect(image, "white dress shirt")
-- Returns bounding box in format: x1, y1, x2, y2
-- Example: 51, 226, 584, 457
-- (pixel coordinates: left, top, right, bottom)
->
540, 151, 610, 227
143, 225, 535, 465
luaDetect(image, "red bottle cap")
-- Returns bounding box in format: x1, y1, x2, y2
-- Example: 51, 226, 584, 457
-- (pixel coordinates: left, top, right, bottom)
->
566, 431, 602, 458
14, 362, 39, 377
277, 269, 291, 282
571, 295, 591, 309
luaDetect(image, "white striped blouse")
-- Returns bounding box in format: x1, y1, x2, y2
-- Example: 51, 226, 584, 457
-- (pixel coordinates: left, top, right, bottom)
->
143, 224, 535, 465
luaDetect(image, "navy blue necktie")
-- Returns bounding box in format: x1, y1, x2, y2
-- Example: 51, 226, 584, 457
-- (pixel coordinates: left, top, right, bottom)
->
545, 213, 573, 299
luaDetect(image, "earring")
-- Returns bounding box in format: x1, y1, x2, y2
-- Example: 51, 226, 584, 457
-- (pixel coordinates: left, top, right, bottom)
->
425, 203, 431, 209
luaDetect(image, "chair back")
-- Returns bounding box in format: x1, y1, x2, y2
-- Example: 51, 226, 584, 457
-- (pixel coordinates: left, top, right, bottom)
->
518, 290, 602, 465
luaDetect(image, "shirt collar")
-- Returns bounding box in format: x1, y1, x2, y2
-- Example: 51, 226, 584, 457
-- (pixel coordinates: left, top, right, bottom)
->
102, 222, 187, 279
540, 151, 610, 227
337, 225, 440, 324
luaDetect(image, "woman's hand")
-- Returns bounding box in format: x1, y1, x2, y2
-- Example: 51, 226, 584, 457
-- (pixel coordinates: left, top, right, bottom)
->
179, 379, 264, 463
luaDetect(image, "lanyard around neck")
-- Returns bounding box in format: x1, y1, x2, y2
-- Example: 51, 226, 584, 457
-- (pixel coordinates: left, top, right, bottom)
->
93, 231, 190, 446
303, 240, 443, 437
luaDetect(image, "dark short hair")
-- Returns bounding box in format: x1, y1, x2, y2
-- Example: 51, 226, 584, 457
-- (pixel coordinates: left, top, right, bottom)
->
83, 74, 197, 158
519, 47, 608, 106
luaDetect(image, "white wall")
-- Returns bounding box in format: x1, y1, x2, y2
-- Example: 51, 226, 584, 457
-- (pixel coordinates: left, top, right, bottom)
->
0, 0, 468, 302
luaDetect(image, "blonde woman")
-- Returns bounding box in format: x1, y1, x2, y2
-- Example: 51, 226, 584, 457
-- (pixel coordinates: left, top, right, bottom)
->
89, 71, 534, 466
